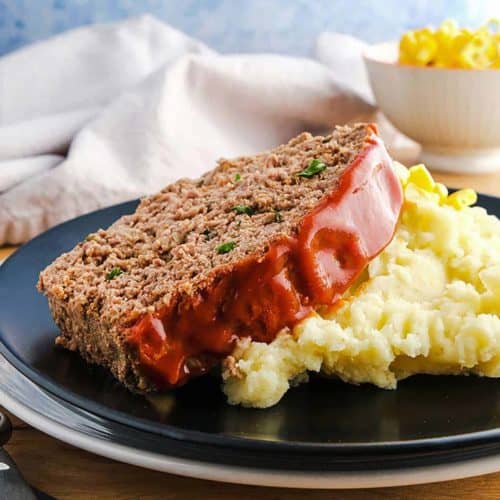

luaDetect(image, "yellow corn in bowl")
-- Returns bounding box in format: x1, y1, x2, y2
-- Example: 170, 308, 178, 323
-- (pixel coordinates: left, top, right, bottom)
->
364, 20, 500, 174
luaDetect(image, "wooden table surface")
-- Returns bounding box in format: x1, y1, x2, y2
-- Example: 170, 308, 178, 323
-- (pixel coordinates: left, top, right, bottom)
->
1, 170, 499, 499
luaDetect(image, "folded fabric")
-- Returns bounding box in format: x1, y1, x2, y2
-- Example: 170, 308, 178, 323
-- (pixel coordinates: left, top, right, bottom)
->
0, 15, 415, 245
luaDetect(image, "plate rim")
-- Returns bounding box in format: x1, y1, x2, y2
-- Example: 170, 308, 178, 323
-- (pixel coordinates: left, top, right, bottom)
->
1, 194, 500, 454
1, 380, 499, 489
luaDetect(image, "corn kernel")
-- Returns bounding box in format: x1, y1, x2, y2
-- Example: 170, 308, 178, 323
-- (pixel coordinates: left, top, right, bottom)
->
404, 183, 440, 205
407, 164, 436, 192
434, 183, 449, 201
446, 189, 478, 209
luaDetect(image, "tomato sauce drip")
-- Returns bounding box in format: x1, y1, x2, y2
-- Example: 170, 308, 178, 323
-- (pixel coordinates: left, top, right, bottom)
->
127, 133, 403, 389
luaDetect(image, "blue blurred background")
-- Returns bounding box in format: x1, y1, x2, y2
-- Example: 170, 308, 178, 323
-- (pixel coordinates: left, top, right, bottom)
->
0, 0, 498, 56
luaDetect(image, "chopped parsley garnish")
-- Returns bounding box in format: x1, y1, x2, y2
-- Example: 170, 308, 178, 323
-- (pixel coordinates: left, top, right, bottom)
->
202, 228, 216, 240
217, 242, 236, 254
231, 205, 255, 216
297, 159, 327, 178
234, 173, 241, 182
273, 210, 283, 223
106, 268, 123, 281
322, 136, 332, 143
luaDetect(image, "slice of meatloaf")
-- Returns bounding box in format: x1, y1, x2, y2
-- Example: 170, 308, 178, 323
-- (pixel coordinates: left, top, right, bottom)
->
38, 123, 403, 392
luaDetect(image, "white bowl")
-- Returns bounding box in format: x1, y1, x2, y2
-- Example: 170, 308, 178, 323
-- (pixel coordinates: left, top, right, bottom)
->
363, 42, 500, 174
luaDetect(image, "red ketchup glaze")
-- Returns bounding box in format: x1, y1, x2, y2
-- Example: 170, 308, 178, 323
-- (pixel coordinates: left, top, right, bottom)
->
127, 132, 403, 389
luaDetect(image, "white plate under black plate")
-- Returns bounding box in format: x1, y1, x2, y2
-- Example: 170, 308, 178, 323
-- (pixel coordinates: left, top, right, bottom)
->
1, 355, 499, 489
0, 195, 499, 478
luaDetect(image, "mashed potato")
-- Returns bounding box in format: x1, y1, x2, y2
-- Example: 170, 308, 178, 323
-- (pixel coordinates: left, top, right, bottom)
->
222, 164, 500, 408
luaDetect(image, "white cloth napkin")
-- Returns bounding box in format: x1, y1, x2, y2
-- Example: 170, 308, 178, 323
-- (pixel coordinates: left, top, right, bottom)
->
0, 15, 415, 245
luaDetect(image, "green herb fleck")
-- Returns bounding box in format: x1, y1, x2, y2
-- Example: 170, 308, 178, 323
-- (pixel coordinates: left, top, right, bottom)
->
322, 136, 332, 143
202, 228, 216, 240
231, 205, 255, 216
217, 242, 236, 254
234, 173, 241, 182
106, 268, 123, 281
273, 210, 283, 223
297, 159, 327, 178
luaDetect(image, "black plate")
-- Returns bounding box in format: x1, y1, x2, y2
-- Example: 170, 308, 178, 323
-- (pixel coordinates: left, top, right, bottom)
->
0, 195, 499, 470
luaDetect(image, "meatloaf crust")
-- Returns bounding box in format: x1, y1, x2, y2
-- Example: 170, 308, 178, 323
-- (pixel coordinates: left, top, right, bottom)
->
38, 123, 399, 391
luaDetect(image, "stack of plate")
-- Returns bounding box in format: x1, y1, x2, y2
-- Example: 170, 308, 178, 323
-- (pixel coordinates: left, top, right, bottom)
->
0, 197, 499, 489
